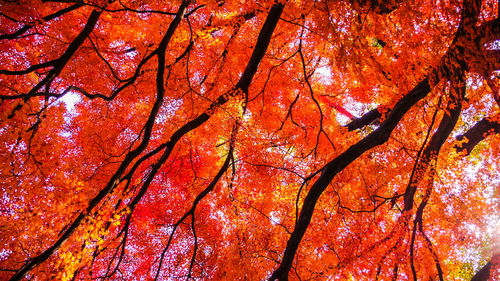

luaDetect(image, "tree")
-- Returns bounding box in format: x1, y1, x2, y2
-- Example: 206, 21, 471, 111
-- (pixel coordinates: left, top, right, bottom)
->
0, 0, 498, 280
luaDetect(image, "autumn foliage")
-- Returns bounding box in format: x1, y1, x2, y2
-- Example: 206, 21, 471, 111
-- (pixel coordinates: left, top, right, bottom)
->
0, 0, 499, 280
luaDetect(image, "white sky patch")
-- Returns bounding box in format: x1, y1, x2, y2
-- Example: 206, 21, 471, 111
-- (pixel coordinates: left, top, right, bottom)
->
59, 91, 81, 112
334, 95, 378, 124
335, 113, 351, 124
486, 39, 499, 50
0, 248, 12, 261
56, 91, 82, 138
155, 98, 183, 125
269, 211, 282, 225
315, 66, 333, 82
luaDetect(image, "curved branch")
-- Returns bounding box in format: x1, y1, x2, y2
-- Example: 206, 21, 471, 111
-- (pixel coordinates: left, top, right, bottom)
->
8, 2, 284, 280
403, 84, 463, 211
346, 108, 382, 131
7, 2, 188, 279
269, 74, 433, 281
154, 125, 236, 280
0, 4, 82, 41
0, 59, 58, 75
1, 9, 102, 102
470, 256, 498, 281
269, 0, 482, 278
455, 114, 500, 155
346, 16, 497, 132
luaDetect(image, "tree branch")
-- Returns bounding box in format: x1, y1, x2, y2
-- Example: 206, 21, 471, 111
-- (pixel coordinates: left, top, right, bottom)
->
346, 108, 382, 131
0, 4, 82, 41
269, 0, 482, 278
470, 256, 497, 281
8, 2, 284, 280
7, 1, 189, 279
455, 114, 500, 155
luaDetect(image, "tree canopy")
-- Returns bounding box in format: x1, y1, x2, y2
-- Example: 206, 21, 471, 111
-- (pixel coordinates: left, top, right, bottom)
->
0, 0, 499, 280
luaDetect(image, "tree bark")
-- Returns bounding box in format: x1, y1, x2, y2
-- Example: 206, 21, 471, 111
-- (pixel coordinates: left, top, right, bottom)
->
455, 114, 500, 155
269, 0, 483, 278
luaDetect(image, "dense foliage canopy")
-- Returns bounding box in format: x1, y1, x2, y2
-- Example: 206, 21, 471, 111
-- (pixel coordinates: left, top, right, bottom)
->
0, 0, 499, 280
